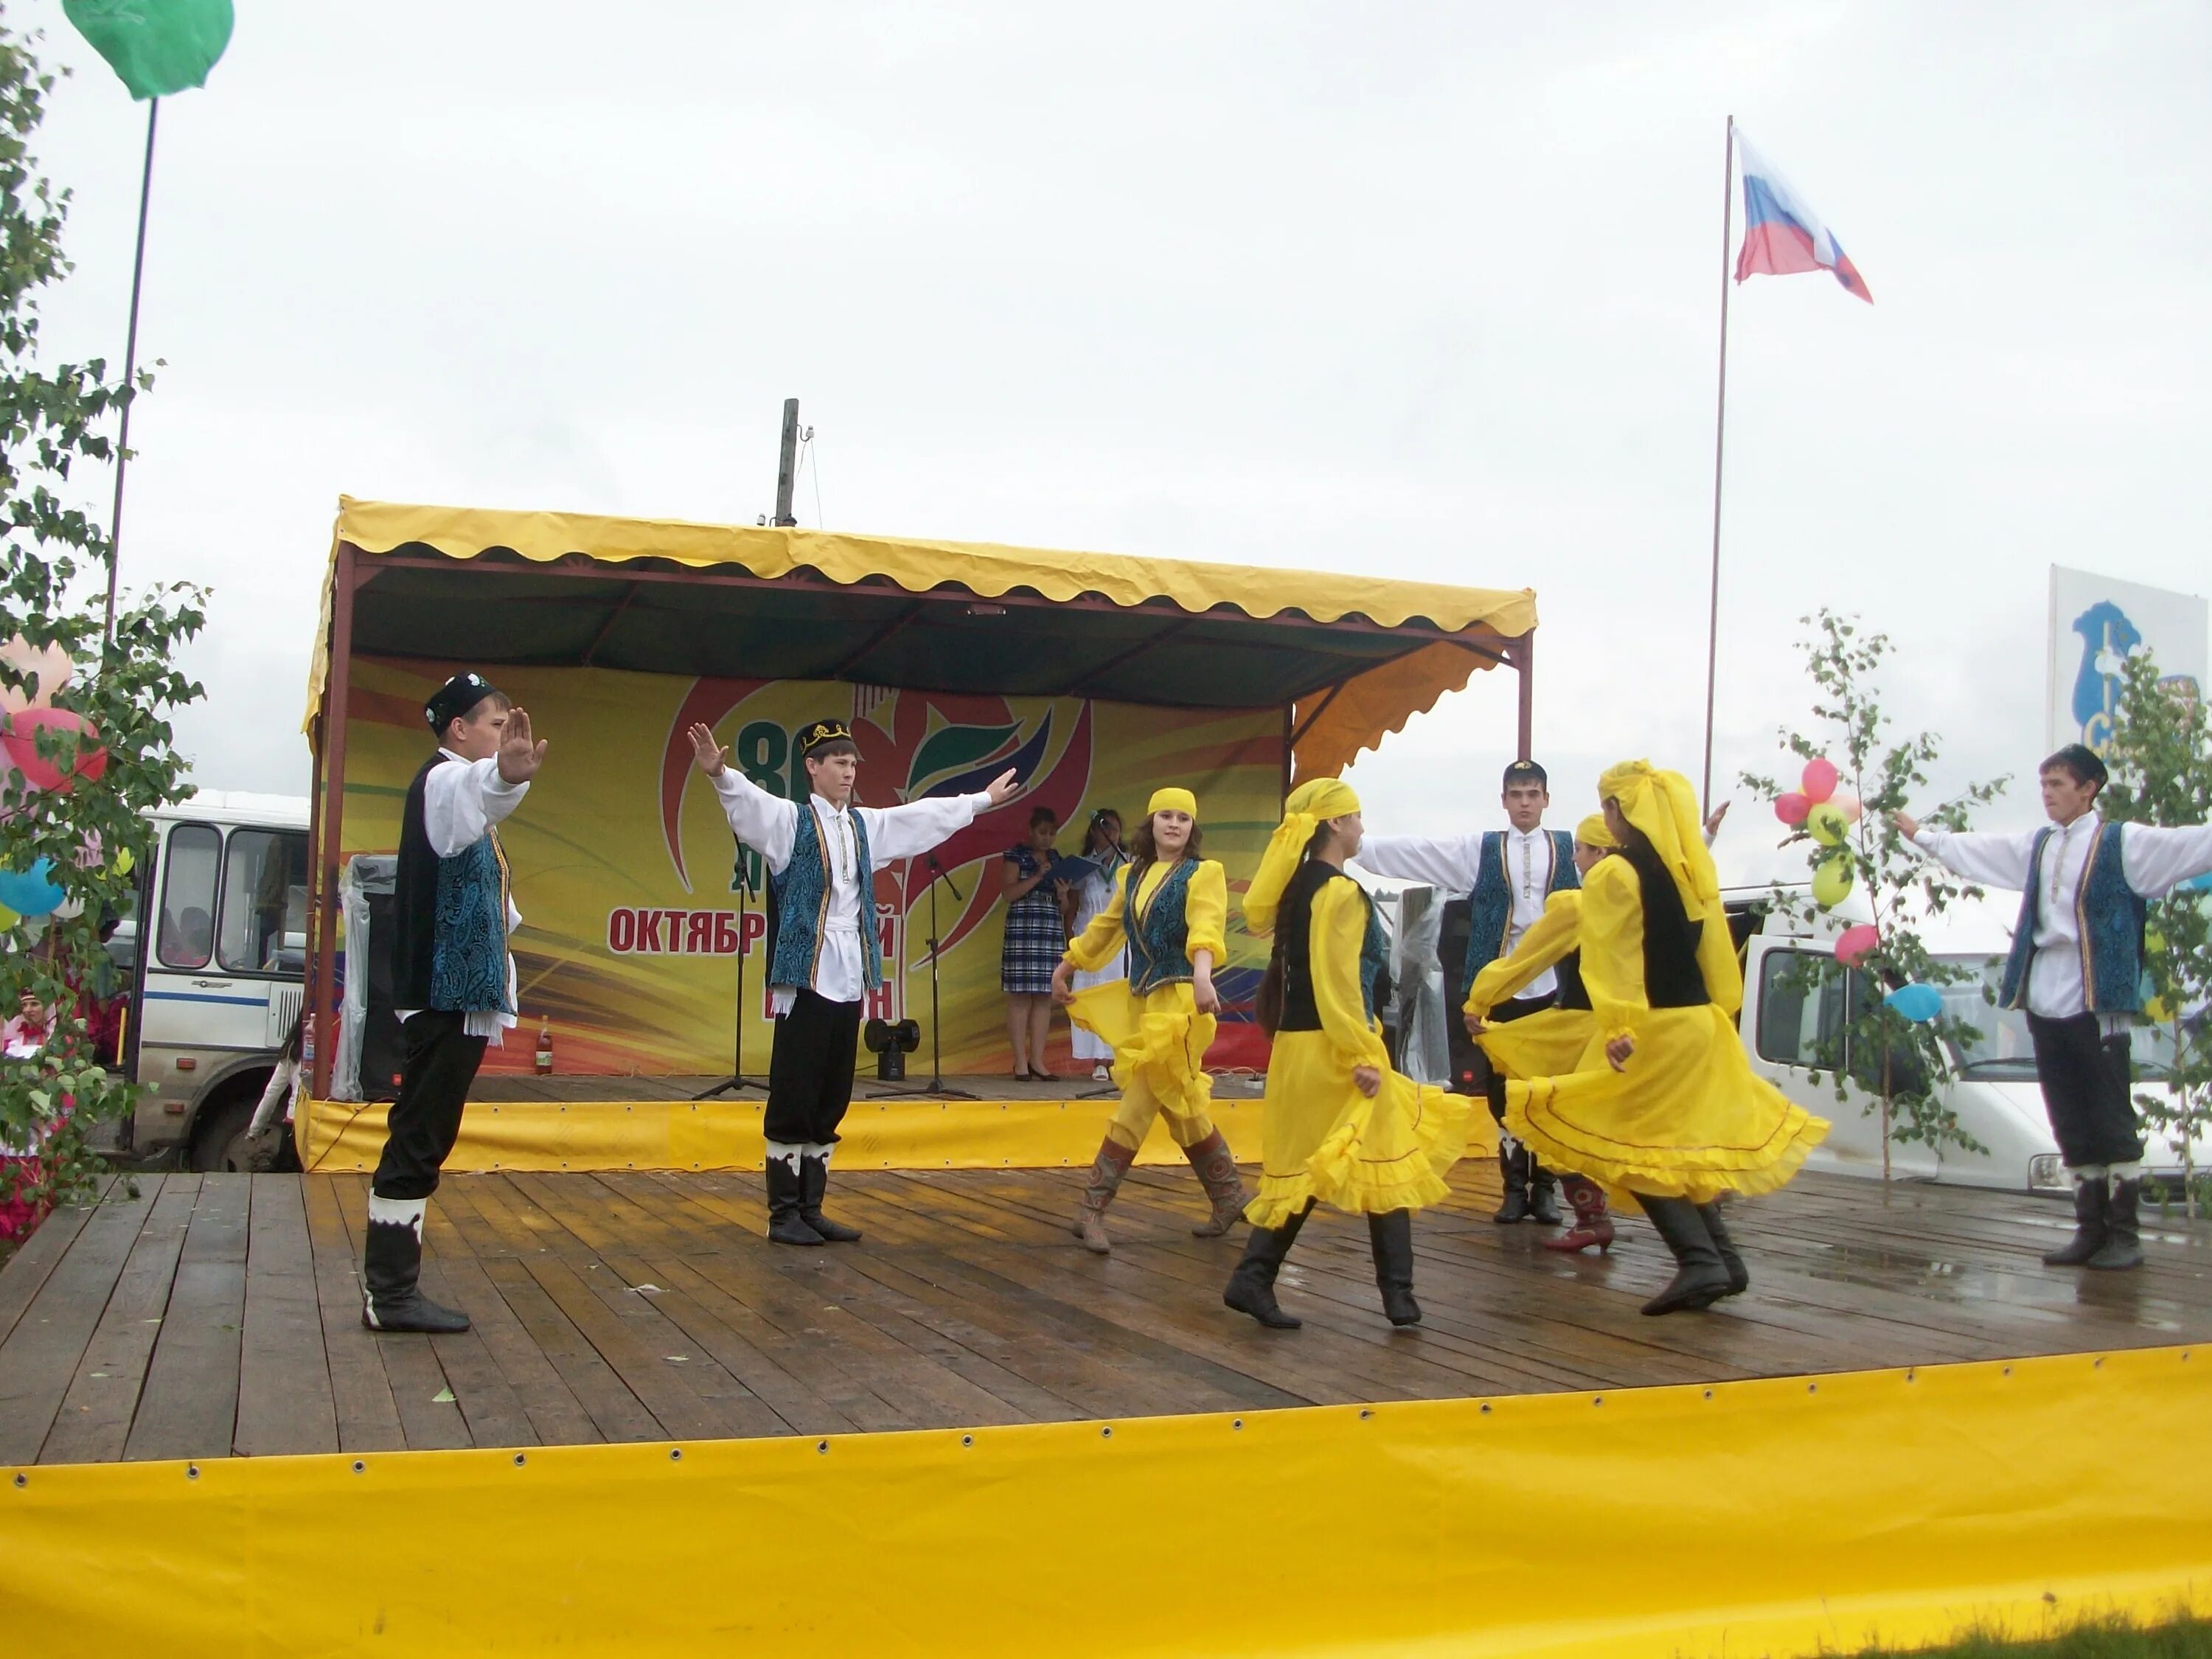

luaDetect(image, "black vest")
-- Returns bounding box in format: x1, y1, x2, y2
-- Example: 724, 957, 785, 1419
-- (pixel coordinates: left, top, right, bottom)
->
1554, 950, 1591, 1012
1276, 860, 1370, 1033
392, 754, 444, 1010
1620, 841, 1708, 1009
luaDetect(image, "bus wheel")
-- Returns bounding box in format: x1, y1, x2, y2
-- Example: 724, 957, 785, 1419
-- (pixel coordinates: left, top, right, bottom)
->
188, 1090, 260, 1173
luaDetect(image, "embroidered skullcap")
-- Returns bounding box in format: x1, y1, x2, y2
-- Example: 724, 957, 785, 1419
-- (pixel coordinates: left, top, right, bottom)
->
1575, 813, 1617, 850
799, 718, 858, 759
424, 672, 501, 734
2042, 743, 2109, 790
1242, 776, 1361, 936
1503, 757, 1549, 790
1147, 787, 1198, 819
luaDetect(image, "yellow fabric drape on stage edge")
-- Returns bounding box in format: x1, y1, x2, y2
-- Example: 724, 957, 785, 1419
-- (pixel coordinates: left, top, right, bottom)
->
7, 1347, 2206, 1657
292, 1092, 1266, 1174
302, 497, 1536, 782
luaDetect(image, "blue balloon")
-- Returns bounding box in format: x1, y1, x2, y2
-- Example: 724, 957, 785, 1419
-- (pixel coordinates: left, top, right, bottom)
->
1883, 982, 1943, 1024
0, 858, 64, 919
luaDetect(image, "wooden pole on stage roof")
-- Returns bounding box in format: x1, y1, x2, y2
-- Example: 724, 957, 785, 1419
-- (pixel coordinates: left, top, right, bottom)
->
1515, 633, 1534, 762
773, 399, 800, 528
1700, 114, 1736, 815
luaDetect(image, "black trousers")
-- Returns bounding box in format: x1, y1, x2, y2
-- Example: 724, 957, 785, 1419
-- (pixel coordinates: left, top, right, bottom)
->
372, 1010, 487, 1200
2026, 1011, 2145, 1168
1480, 992, 1558, 1130
765, 989, 863, 1146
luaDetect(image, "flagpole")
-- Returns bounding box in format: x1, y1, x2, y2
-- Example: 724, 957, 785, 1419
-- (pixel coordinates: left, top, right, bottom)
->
103, 95, 159, 647
1699, 114, 1736, 815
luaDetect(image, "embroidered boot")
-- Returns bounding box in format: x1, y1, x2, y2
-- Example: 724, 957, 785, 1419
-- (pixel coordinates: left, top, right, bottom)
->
1367, 1208, 1421, 1327
2041, 1169, 2109, 1266
1540, 1175, 1615, 1253
765, 1154, 825, 1246
1182, 1129, 1250, 1237
1072, 1135, 1137, 1254
799, 1148, 862, 1243
1636, 1197, 1731, 1316
1224, 1200, 1315, 1329
2085, 1175, 2144, 1271
1492, 1144, 1531, 1224
361, 1196, 470, 1333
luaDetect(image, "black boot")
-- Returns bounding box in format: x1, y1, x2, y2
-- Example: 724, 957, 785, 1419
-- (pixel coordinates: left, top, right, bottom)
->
1637, 1197, 1732, 1315
2086, 1177, 2143, 1271
1528, 1164, 1563, 1226
765, 1156, 825, 1246
361, 1197, 470, 1333
1367, 1209, 1421, 1327
2042, 1172, 2109, 1266
1492, 1145, 1531, 1224
1697, 1201, 1749, 1296
799, 1151, 862, 1243
1224, 1201, 1315, 1329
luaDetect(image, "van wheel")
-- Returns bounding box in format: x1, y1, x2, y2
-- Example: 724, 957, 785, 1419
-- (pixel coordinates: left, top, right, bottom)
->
188, 1093, 259, 1173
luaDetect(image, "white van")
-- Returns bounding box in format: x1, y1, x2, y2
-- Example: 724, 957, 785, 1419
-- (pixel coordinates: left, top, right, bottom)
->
1733, 887, 2212, 1193
108, 791, 310, 1169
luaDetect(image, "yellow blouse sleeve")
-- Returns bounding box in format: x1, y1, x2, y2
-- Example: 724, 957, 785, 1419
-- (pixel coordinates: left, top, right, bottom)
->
1062, 864, 1129, 973
1577, 858, 1649, 1041
1310, 877, 1391, 1070
1184, 860, 1228, 964
1467, 890, 1583, 1018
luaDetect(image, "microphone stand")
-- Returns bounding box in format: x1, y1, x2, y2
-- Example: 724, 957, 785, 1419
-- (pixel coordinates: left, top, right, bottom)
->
864, 853, 978, 1100
692, 846, 765, 1100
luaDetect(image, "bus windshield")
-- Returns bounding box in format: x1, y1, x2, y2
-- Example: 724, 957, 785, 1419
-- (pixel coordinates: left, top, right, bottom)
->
1937, 954, 2175, 1082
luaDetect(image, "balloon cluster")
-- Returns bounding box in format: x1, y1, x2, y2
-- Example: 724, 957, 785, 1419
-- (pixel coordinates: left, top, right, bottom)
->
1772, 756, 1862, 907
0, 634, 116, 926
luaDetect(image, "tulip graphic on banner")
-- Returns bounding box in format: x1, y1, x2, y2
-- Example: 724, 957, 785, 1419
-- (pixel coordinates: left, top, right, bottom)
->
61, 0, 234, 641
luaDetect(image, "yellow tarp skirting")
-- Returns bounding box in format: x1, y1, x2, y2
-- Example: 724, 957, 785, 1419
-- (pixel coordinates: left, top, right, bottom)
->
294, 1091, 1262, 1174
305, 496, 1534, 779
7, 1347, 2205, 1657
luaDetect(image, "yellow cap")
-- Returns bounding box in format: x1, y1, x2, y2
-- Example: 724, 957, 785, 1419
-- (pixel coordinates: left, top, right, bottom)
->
1146, 786, 1197, 819
1575, 813, 1616, 849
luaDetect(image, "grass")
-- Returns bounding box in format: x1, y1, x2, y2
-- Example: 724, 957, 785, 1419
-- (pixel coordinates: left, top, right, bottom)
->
1843, 1618, 2212, 1658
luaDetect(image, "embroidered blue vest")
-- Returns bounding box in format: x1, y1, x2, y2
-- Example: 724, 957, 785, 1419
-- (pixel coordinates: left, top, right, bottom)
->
768, 801, 882, 995
430, 832, 512, 1015
1127, 859, 1201, 995
1462, 829, 1579, 993
2000, 820, 2146, 1015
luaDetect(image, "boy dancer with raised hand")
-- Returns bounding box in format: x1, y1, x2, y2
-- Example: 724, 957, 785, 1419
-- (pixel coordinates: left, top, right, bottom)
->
689, 719, 1019, 1245
1897, 744, 2212, 1272
1355, 758, 1579, 1225
366, 672, 546, 1333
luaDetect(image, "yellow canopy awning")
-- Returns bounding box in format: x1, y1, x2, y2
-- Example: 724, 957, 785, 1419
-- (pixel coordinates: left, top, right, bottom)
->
307, 497, 1534, 779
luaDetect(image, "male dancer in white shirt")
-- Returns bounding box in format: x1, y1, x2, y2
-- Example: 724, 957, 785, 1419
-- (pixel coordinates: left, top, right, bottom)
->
1897, 743, 2212, 1270
689, 718, 1018, 1244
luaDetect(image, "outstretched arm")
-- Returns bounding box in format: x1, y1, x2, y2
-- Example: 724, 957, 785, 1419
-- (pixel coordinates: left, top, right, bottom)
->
1893, 815, 2038, 891
863, 770, 1016, 862
689, 722, 799, 872
2121, 822, 2212, 897
1352, 832, 1481, 891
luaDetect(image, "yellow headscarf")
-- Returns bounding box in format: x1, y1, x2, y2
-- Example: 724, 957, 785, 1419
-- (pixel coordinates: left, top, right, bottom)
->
1575, 813, 1616, 850
1146, 786, 1197, 819
1599, 759, 1742, 1012
1243, 777, 1360, 936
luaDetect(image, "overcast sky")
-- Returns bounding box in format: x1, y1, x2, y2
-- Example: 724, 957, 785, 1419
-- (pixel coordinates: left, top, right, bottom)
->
27, 1, 2212, 886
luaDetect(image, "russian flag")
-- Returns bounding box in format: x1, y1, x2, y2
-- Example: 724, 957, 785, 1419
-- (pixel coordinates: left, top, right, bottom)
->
1733, 131, 1873, 303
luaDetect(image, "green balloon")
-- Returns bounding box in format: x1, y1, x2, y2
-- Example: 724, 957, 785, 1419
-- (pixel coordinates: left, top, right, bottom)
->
1806, 801, 1850, 846
1812, 855, 1854, 908
65, 0, 233, 100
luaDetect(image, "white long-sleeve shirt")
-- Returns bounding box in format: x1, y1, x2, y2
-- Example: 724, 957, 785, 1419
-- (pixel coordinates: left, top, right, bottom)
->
397, 749, 530, 1040
709, 768, 988, 1013
1357, 826, 1562, 1000
1912, 813, 2212, 1026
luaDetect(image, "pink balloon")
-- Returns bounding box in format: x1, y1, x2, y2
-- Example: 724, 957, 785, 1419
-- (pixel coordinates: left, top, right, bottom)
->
1, 708, 106, 793
1830, 788, 1862, 823
1801, 757, 1839, 804
1834, 923, 1879, 968
1774, 792, 1812, 827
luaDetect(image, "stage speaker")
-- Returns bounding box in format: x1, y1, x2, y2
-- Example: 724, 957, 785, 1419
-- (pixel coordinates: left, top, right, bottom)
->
1436, 896, 1484, 1096
360, 891, 404, 1102
863, 1017, 922, 1082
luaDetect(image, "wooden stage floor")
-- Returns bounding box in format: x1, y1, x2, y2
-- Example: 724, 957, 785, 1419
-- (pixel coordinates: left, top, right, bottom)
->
3, 1164, 2207, 1466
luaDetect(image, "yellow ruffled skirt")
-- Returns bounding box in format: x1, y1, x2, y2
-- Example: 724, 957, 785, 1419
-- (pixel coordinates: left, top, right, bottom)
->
1503, 1005, 1830, 1206
1065, 979, 1217, 1142
1478, 1008, 1593, 1085
1244, 1026, 1484, 1228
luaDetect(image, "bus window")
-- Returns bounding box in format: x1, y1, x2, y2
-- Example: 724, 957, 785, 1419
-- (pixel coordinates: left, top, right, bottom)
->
219, 829, 310, 975
156, 824, 221, 970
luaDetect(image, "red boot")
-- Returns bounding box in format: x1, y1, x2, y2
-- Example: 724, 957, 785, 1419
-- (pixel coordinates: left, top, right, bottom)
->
1540, 1175, 1614, 1253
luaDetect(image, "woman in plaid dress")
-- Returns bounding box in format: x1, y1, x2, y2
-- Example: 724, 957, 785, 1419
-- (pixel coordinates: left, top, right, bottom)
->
1001, 806, 1068, 1079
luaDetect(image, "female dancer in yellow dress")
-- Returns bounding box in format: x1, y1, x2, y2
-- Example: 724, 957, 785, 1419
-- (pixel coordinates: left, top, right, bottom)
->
1503, 762, 1829, 1315
1223, 777, 1478, 1329
1466, 813, 1617, 1253
1051, 788, 1247, 1253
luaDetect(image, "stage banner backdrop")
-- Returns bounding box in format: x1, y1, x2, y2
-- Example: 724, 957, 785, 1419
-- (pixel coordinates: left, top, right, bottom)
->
339, 661, 1285, 1076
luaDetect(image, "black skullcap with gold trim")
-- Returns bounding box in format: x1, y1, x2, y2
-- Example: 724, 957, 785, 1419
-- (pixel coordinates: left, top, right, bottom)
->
425, 671, 501, 734
799, 718, 858, 759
